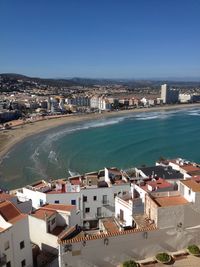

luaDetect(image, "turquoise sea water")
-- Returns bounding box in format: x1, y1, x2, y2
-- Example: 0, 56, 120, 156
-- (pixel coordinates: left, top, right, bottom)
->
1, 107, 200, 189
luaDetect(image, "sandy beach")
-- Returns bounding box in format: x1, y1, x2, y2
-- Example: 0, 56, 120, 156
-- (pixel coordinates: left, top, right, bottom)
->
1, 103, 200, 161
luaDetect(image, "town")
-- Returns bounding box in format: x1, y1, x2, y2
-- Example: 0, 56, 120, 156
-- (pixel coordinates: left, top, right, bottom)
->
1, 74, 200, 126
1, 157, 200, 266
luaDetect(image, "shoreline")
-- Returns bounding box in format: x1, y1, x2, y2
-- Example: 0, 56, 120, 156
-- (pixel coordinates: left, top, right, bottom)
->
1, 103, 200, 161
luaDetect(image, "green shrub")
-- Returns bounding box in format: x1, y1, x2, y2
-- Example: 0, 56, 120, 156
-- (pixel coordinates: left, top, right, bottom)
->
123, 260, 138, 267
156, 252, 170, 263
187, 245, 200, 255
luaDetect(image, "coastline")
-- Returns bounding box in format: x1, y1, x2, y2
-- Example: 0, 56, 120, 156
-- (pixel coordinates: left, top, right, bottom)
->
1, 103, 200, 161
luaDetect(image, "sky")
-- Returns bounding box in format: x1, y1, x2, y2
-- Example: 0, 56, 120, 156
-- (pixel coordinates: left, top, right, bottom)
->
0, 0, 200, 79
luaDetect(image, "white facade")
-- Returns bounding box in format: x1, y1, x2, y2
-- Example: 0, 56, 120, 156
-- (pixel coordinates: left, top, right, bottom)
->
90, 96, 99, 108
161, 84, 168, 104
179, 94, 192, 103
58, 225, 200, 267
168, 160, 192, 179
29, 205, 81, 253
115, 196, 133, 227
17, 181, 130, 226
98, 97, 112, 111
0, 202, 33, 267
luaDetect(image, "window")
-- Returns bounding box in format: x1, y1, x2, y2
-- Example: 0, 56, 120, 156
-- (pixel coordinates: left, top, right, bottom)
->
4, 240, 9, 250
6, 262, 11, 267
54, 200, 59, 204
85, 208, 90, 213
83, 196, 87, 202
188, 189, 191, 195
21, 259, 26, 267
20, 241, 25, 249
71, 199, 76, 205
93, 196, 97, 201
39, 199, 43, 206
114, 193, 117, 198
51, 218, 56, 225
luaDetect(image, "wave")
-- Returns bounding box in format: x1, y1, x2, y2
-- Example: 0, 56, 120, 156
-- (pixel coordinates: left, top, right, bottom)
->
136, 115, 159, 120
48, 150, 58, 163
38, 116, 127, 150
0, 153, 10, 165
187, 111, 200, 116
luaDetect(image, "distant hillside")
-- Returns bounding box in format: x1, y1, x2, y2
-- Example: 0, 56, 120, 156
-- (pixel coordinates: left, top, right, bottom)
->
0, 73, 80, 88
1, 73, 200, 90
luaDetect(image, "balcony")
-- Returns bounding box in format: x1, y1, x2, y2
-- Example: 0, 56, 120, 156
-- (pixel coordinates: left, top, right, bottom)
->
95, 212, 106, 219
0, 254, 7, 267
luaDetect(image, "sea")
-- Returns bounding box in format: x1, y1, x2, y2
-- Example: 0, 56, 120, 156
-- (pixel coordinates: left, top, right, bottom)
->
1, 107, 200, 190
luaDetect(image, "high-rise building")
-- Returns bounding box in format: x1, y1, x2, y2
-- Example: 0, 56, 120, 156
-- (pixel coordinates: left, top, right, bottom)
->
161, 84, 179, 104
161, 84, 168, 104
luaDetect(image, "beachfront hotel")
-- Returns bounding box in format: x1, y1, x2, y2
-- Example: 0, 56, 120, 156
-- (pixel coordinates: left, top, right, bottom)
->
1, 158, 200, 266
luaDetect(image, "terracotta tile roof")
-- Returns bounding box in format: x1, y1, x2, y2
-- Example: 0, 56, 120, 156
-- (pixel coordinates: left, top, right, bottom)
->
0, 201, 27, 224
0, 192, 15, 201
32, 209, 56, 220
192, 176, 200, 182
42, 204, 76, 212
141, 178, 173, 192
180, 179, 200, 192
181, 165, 200, 173
153, 195, 188, 207
59, 225, 157, 244
102, 218, 119, 233
46, 190, 74, 194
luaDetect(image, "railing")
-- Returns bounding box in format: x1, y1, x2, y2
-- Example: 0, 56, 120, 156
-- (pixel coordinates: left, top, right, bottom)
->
0, 254, 7, 267
95, 212, 106, 219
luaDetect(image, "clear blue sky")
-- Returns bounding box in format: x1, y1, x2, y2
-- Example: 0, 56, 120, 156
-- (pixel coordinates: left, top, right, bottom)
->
1, 0, 200, 79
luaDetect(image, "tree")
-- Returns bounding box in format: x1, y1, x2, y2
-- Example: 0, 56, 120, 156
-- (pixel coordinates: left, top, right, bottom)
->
123, 260, 138, 267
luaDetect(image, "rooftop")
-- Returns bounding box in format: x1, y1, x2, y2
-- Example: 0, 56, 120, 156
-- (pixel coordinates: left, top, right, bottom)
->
139, 166, 183, 179
0, 200, 27, 224
153, 195, 188, 207
180, 179, 200, 192
101, 218, 119, 233
32, 209, 56, 221
0, 192, 15, 201
140, 178, 173, 192
42, 203, 76, 212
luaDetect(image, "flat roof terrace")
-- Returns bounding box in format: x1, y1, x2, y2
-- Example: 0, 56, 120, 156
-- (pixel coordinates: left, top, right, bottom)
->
180, 179, 200, 192
153, 195, 188, 207
139, 166, 183, 179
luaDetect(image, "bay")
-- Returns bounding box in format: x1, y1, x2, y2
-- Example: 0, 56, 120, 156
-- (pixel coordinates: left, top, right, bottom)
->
1, 107, 200, 189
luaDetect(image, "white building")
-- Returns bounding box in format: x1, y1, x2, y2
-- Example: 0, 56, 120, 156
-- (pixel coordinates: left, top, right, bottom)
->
16, 168, 131, 229
161, 84, 179, 104
90, 96, 99, 109
179, 93, 192, 103
28, 203, 81, 253
98, 97, 112, 111
0, 200, 33, 267
179, 179, 200, 209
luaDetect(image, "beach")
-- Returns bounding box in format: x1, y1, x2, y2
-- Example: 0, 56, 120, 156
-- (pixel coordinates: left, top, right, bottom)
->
1, 103, 200, 161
